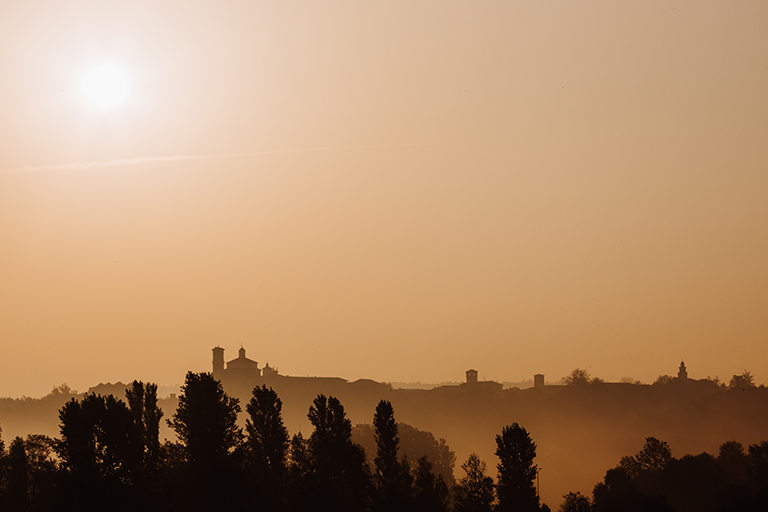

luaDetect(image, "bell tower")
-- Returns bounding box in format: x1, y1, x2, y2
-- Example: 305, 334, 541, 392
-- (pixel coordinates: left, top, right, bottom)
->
212, 346, 225, 378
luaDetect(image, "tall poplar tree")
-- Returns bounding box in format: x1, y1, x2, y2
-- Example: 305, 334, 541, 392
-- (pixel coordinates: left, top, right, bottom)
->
125, 381, 164, 509
7, 437, 29, 512
373, 400, 412, 511
307, 394, 371, 512
495, 423, 539, 512
246, 385, 289, 511
168, 372, 242, 511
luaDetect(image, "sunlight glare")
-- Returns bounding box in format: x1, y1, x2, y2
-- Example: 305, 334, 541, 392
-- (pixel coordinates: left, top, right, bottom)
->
80, 61, 130, 111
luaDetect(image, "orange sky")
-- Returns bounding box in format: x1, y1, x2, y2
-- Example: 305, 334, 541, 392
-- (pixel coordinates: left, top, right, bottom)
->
1, 0, 767, 397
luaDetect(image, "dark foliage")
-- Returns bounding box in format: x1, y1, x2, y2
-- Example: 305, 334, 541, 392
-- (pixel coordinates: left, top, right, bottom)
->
124, 380, 164, 509
55, 393, 140, 511
559, 491, 591, 512
306, 394, 372, 512
286, 432, 314, 512
563, 369, 593, 386
453, 453, 495, 512
10, 375, 768, 512
412, 455, 451, 512
495, 423, 539, 512
372, 399, 412, 512
7, 437, 30, 511
126, 381, 163, 475
168, 372, 241, 467
728, 371, 755, 390
245, 385, 289, 511
353, 422, 456, 487
167, 371, 242, 511
593, 437, 768, 512
0, 434, 59, 512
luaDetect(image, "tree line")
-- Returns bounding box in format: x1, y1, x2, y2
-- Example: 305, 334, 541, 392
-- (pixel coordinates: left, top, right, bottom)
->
0, 371, 546, 512
561, 368, 760, 389
558, 436, 768, 512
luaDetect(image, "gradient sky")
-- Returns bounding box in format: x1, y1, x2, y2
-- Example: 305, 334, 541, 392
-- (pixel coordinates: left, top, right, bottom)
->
1, 0, 767, 397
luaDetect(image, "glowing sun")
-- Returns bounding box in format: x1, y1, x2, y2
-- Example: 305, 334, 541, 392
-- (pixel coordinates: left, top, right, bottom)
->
80, 61, 130, 110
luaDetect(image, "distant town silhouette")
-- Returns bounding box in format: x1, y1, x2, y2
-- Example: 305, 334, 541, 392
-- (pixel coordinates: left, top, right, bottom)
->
1, 348, 767, 510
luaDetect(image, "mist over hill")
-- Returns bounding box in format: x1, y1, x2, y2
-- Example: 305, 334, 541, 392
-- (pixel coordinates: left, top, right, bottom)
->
2, 364, 767, 507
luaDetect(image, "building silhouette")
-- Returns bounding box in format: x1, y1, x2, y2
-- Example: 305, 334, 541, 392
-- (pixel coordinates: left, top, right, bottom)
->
213, 346, 260, 382
456, 368, 503, 392
210, 346, 390, 401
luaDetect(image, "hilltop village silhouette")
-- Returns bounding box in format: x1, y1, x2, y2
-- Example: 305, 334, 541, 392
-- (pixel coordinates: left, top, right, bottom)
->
1, 346, 763, 511
212, 345, 512, 396
211, 345, 704, 398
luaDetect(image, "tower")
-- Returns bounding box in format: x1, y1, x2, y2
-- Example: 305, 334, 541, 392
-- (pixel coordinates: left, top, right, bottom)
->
678, 361, 688, 380
466, 369, 478, 385
212, 346, 225, 377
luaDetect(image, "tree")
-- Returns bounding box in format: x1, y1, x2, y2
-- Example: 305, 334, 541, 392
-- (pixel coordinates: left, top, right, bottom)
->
453, 454, 495, 512
307, 394, 371, 512
57, 395, 100, 478
352, 422, 456, 486
729, 371, 755, 390
399, 424, 456, 488
7, 437, 29, 511
563, 369, 592, 386
718, 440, 749, 486
125, 380, 164, 475
0, 424, 5, 507
617, 437, 672, 479
593, 440, 676, 512
559, 491, 591, 512
168, 372, 241, 467
660, 453, 722, 512
124, 381, 164, 510
748, 440, 768, 503
168, 372, 242, 510
495, 423, 539, 512
412, 455, 451, 512
372, 400, 412, 511
56, 393, 137, 477
23, 435, 58, 512
286, 433, 314, 512
245, 385, 289, 511
56, 393, 139, 511
592, 466, 673, 512
702, 375, 724, 389
634, 437, 672, 473
125, 382, 146, 467
653, 375, 674, 386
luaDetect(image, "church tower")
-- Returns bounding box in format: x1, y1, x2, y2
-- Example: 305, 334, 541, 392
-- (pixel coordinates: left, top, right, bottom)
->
212, 346, 225, 378
678, 361, 688, 380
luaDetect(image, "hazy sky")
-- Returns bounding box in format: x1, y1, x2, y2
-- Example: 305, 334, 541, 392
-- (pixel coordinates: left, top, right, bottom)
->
1, 0, 767, 397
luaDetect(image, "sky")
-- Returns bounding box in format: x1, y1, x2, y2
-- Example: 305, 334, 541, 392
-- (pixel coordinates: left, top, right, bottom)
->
1, 0, 767, 398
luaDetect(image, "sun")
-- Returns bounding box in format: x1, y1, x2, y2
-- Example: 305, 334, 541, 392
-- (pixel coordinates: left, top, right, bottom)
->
80, 61, 130, 111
